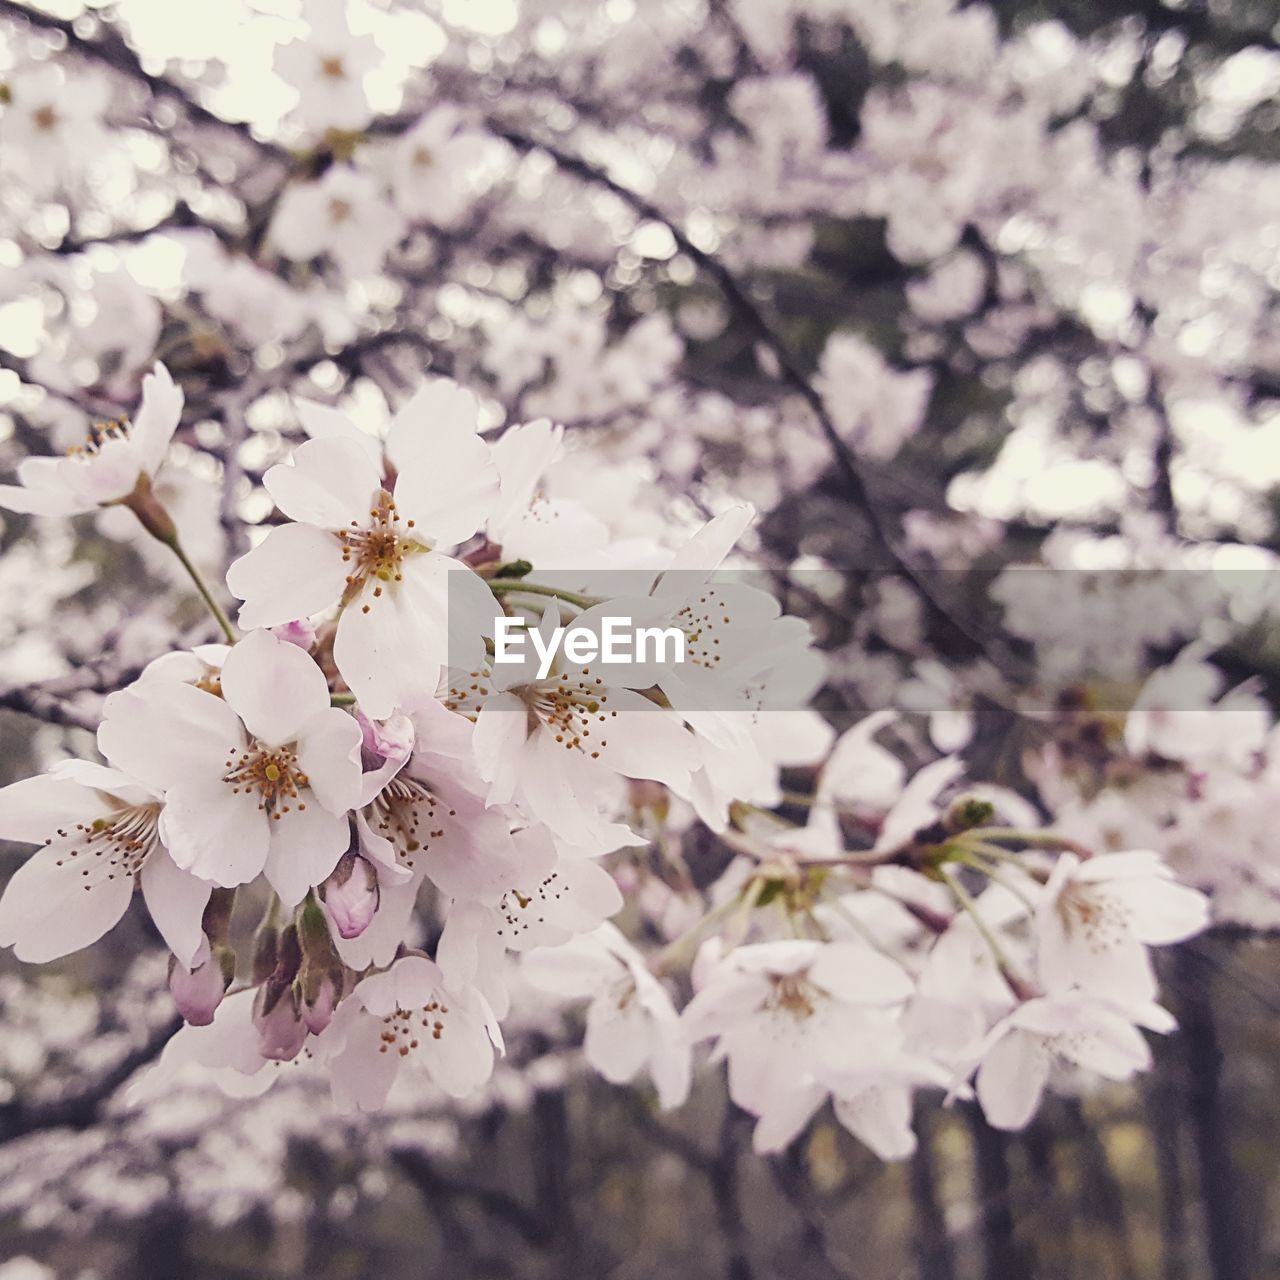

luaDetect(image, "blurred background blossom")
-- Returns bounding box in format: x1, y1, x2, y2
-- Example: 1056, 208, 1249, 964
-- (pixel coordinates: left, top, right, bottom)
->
1, 0, 1280, 1276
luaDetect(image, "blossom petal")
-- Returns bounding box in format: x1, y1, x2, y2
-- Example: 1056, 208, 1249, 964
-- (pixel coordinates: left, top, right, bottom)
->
976, 1029, 1049, 1130
98, 683, 243, 791
0, 839, 136, 962
264, 436, 382, 529
227, 523, 348, 630
160, 781, 268, 887
130, 362, 184, 476
390, 387, 498, 545
220, 629, 331, 747
263, 802, 351, 909
296, 708, 364, 814
140, 853, 213, 968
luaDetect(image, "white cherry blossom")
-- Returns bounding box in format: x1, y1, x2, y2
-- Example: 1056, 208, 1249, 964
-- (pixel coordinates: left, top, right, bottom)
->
227, 381, 499, 718
0, 760, 210, 965
97, 629, 362, 907
973, 991, 1174, 1131
273, 0, 380, 136
0, 364, 183, 517
523, 922, 692, 1109
317, 955, 502, 1111
270, 166, 407, 278
1036, 850, 1210, 1004
684, 939, 917, 1152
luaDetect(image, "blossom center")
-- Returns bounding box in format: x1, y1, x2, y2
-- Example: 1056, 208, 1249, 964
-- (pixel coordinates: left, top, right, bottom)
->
368, 776, 455, 871
1057, 885, 1128, 951
48, 801, 161, 888
223, 742, 309, 817
67, 417, 131, 460
34, 104, 59, 131
674, 589, 730, 670
319, 55, 346, 80
764, 972, 819, 1019
338, 490, 419, 612
525, 671, 613, 758
379, 1000, 448, 1055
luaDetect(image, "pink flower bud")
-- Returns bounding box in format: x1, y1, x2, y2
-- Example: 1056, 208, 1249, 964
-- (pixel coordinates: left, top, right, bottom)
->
321, 852, 380, 940
254, 987, 308, 1062
356, 710, 415, 801
168, 936, 229, 1026
301, 973, 340, 1035
268, 618, 318, 650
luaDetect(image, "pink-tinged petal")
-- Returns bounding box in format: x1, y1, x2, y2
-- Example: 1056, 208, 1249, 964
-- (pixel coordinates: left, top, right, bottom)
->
385, 378, 481, 473
332, 584, 444, 721
294, 397, 378, 463
0, 480, 87, 516
58, 436, 139, 505
50, 759, 154, 803
471, 691, 528, 805
356, 710, 415, 806
976, 1029, 1050, 1130
130, 362, 184, 476
141, 853, 213, 968
521, 939, 611, 1000
424, 991, 499, 1097
750, 1083, 828, 1154
263, 802, 351, 909
1065, 1010, 1152, 1080
333, 875, 419, 970
1110, 877, 1211, 945
227, 523, 348, 630
324, 1010, 401, 1112
220, 629, 331, 746
834, 1086, 917, 1161
584, 994, 651, 1083
418, 792, 522, 904
391, 396, 498, 546
588, 687, 700, 792
296, 707, 363, 814
98, 683, 243, 791
810, 941, 916, 1006
160, 781, 268, 887
0, 839, 136, 962
0, 772, 102, 844
357, 954, 445, 1016
656, 503, 755, 585
487, 418, 563, 540
264, 436, 382, 529
128, 989, 272, 1103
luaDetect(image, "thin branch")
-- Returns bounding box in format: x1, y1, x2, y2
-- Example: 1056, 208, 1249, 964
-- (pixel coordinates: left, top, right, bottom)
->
489, 122, 1028, 676
0, 1014, 180, 1142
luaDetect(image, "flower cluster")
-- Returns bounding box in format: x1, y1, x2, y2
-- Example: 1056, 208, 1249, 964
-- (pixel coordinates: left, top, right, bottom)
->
0, 360, 1213, 1155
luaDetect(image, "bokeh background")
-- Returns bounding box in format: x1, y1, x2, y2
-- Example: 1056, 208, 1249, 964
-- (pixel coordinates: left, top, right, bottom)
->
1, 0, 1280, 1276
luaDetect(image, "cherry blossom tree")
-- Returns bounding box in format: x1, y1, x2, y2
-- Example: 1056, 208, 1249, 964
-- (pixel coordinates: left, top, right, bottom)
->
0, 0, 1278, 1276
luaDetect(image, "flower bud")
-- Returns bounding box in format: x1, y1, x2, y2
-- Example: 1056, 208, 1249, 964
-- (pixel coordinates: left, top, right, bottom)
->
320, 851, 380, 940
168, 935, 231, 1026
253, 984, 308, 1061
269, 618, 318, 650
301, 972, 340, 1035
943, 794, 996, 834
356, 710, 415, 800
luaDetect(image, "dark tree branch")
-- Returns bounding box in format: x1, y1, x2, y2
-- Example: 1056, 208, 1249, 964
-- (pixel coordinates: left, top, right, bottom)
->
0, 1014, 180, 1142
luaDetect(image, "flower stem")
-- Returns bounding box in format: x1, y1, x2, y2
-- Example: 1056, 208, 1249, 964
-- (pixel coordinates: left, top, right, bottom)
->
167, 537, 237, 644
487, 579, 600, 610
